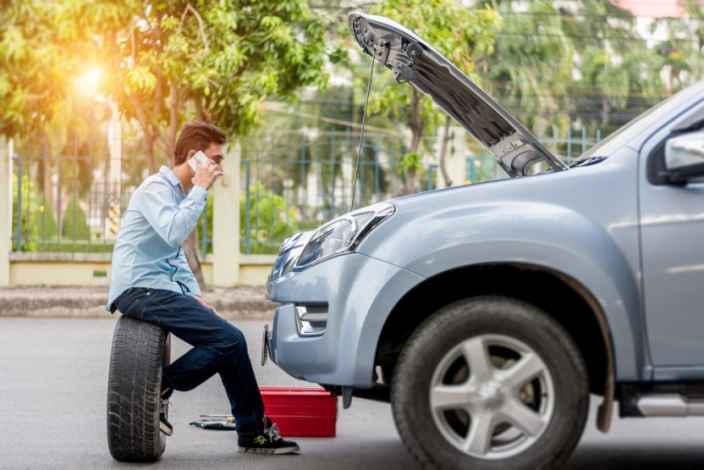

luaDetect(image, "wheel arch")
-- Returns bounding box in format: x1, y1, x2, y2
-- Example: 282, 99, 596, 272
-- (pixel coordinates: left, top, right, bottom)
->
373, 262, 616, 433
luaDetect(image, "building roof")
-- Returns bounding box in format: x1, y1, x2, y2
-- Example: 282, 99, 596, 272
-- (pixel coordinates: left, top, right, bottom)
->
609, 0, 693, 18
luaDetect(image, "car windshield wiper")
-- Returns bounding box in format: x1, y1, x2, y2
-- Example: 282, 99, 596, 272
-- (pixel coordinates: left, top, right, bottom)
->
568, 156, 608, 168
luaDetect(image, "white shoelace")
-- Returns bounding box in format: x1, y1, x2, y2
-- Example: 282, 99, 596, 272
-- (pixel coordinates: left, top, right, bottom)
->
266, 421, 282, 441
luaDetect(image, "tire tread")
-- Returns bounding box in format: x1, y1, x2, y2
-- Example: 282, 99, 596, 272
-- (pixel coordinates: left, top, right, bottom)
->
107, 316, 167, 462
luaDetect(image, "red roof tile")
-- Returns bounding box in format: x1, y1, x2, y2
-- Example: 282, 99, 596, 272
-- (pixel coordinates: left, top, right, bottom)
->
609, 0, 688, 18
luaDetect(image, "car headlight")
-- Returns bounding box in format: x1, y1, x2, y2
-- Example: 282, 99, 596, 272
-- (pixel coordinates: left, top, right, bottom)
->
295, 202, 395, 269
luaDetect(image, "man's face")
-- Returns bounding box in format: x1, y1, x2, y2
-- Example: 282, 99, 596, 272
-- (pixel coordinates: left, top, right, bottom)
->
203, 143, 224, 169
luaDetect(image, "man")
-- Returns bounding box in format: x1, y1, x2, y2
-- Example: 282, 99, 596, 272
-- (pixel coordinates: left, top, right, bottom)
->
107, 121, 299, 455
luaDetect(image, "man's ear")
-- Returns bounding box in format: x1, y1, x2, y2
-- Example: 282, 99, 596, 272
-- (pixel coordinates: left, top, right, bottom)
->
185, 149, 197, 161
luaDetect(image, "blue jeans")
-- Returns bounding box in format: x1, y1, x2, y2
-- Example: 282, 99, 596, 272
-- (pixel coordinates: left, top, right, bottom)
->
112, 287, 265, 432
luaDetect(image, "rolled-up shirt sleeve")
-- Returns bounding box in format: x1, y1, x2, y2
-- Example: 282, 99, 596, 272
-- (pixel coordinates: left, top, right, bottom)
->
138, 181, 208, 249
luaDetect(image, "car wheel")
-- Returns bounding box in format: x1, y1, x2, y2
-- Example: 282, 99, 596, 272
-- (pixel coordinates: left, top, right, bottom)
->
107, 316, 169, 462
391, 296, 589, 470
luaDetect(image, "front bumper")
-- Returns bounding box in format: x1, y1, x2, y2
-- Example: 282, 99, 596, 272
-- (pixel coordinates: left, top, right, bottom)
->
266, 252, 423, 387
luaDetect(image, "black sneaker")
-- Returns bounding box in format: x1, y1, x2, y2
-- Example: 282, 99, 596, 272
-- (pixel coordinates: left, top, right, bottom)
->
160, 388, 173, 436
238, 418, 300, 455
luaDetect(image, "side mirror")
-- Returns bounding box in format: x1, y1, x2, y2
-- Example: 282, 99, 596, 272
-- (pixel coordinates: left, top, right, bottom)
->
663, 131, 704, 185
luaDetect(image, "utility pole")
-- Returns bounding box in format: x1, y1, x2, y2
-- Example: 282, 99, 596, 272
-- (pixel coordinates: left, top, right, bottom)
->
105, 98, 122, 239
0, 138, 13, 286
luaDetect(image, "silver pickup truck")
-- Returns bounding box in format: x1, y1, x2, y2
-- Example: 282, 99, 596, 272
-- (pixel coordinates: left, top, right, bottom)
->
265, 13, 704, 470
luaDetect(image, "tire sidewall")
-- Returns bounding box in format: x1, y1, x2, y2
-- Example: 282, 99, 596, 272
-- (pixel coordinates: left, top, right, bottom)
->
392, 296, 589, 470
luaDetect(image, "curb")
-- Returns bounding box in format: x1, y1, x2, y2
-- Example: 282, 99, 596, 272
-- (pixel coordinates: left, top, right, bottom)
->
0, 287, 275, 320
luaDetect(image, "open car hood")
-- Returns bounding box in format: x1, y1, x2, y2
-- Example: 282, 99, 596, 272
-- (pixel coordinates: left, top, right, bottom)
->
349, 12, 567, 177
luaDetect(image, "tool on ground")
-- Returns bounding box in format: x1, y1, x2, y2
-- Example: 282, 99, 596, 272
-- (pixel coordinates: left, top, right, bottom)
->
189, 414, 237, 431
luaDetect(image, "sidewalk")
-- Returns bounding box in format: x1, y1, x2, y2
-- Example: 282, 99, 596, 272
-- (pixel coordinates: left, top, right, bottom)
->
0, 286, 275, 319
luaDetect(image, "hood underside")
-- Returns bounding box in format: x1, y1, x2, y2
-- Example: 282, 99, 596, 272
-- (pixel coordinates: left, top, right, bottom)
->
349, 12, 567, 177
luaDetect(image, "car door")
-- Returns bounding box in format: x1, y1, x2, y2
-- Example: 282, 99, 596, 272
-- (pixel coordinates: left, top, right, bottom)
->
640, 100, 704, 376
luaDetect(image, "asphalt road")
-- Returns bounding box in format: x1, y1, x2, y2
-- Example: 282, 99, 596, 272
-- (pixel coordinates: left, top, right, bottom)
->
1, 318, 704, 470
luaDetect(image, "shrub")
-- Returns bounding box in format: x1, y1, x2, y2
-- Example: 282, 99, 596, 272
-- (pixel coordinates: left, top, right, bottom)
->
11, 174, 39, 251
11, 174, 61, 249
196, 182, 300, 255
241, 182, 299, 254
61, 195, 91, 241
36, 201, 58, 241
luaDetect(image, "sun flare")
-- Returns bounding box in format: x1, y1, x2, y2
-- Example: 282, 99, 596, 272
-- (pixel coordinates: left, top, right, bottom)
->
75, 67, 104, 97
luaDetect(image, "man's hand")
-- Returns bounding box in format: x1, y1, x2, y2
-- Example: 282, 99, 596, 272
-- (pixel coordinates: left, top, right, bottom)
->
194, 295, 211, 309
194, 295, 219, 315
193, 160, 223, 190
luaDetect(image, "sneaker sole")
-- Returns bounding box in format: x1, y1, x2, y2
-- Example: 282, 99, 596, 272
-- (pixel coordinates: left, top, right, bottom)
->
238, 445, 300, 455
160, 422, 174, 436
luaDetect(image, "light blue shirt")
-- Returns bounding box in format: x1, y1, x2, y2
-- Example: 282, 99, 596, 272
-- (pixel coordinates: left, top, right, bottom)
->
107, 166, 208, 310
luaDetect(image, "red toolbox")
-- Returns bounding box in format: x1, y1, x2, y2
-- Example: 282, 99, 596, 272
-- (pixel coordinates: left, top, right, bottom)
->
260, 387, 338, 438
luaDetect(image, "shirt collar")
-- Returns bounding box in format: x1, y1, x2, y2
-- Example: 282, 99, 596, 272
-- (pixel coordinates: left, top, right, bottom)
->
159, 166, 185, 194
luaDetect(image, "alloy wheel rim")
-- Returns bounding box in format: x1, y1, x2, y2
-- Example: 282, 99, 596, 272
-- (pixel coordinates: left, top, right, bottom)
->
429, 334, 555, 460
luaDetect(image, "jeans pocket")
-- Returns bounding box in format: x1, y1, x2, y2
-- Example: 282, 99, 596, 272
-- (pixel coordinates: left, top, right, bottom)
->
139, 291, 155, 324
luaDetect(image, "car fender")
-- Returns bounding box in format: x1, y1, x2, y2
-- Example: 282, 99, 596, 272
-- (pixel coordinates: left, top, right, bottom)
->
357, 201, 645, 383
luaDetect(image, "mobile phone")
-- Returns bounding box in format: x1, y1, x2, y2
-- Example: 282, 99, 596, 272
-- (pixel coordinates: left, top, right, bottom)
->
188, 151, 211, 173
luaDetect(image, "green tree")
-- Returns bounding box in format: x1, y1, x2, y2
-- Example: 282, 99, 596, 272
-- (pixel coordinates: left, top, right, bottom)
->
2, 0, 333, 286
103, 0, 329, 285
75, 0, 330, 173
197, 184, 299, 255
477, 0, 667, 138
477, 0, 575, 138
566, 0, 664, 133
685, 0, 704, 81
649, 0, 704, 96
0, 3, 70, 138
366, 0, 500, 193
240, 182, 299, 254
11, 173, 59, 251
36, 202, 59, 242
1, 2, 123, 245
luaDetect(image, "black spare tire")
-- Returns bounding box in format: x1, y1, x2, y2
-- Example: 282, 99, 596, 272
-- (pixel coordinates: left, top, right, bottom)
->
107, 316, 169, 462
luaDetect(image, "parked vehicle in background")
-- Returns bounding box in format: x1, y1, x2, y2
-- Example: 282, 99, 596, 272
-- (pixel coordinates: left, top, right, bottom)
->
265, 12, 704, 470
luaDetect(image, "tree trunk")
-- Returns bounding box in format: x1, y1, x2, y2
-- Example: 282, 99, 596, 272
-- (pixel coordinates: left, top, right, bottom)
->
41, 130, 53, 208
402, 89, 424, 194
165, 82, 206, 291
145, 132, 157, 174
438, 116, 452, 187
163, 80, 180, 161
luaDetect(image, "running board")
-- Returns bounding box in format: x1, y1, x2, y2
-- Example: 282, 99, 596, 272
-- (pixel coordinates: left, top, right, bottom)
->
636, 394, 704, 417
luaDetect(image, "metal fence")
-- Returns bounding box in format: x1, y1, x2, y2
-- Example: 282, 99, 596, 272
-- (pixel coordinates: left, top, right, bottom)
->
238, 130, 438, 254
11, 153, 123, 253
11, 127, 603, 256
10, 150, 214, 255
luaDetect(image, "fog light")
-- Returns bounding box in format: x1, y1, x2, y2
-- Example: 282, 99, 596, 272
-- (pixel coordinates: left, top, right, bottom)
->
295, 305, 328, 337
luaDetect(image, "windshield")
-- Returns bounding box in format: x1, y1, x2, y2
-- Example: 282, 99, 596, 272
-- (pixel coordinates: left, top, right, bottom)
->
466, 87, 698, 183
578, 82, 704, 161
494, 89, 687, 179
503, 85, 703, 177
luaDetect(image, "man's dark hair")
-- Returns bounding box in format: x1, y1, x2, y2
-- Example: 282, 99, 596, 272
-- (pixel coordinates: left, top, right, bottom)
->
173, 121, 226, 165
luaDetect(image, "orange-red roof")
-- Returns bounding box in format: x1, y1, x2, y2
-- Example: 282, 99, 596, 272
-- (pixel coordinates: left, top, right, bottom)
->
610, 0, 691, 18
